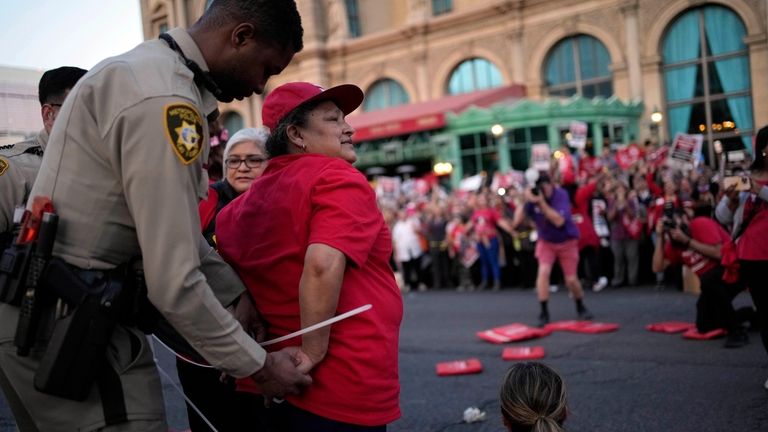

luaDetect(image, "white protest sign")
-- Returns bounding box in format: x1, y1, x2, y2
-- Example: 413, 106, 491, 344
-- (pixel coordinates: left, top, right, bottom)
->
568, 121, 588, 149
666, 133, 703, 170
530, 143, 551, 171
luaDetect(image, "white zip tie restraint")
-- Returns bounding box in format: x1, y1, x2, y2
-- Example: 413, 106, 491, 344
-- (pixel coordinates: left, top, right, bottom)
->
154, 303, 373, 368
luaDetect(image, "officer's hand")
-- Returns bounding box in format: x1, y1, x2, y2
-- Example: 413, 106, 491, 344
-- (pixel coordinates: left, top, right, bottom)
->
251, 347, 312, 400
233, 292, 267, 342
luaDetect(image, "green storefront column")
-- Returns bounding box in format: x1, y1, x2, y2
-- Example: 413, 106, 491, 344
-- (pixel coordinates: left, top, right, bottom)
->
592, 121, 604, 154
448, 136, 462, 189
547, 124, 560, 149
496, 133, 511, 172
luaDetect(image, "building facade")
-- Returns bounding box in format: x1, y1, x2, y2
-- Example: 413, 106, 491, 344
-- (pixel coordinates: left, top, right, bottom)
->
0, 66, 44, 146
141, 0, 768, 184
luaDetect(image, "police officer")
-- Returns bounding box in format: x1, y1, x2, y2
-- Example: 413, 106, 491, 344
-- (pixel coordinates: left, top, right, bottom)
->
0, 66, 87, 244
0, 1, 309, 430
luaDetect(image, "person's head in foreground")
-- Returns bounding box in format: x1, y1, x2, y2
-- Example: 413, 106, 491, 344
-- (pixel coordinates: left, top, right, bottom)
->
261, 81, 363, 164
500, 362, 568, 432
223, 127, 270, 193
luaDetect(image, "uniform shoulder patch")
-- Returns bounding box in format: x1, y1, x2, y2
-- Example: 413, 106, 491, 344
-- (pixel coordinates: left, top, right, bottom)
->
163, 103, 204, 165
0, 158, 8, 177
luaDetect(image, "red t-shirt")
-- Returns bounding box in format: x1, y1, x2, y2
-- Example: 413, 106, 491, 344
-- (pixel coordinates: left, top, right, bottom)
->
216, 154, 403, 426
573, 181, 600, 249
737, 181, 768, 260
471, 208, 500, 240
664, 217, 730, 276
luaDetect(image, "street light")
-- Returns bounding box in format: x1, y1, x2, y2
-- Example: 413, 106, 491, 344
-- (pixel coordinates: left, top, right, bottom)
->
491, 124, 504, 137
650, 107, 663, 143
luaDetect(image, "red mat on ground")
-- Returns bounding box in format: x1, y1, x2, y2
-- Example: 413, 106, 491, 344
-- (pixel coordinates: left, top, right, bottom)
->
646, 321, 696, 334
544, 320, 589, 331
477, 323, 552, 344
545, 320, 619, 334
682, 328, 726, 340
573, 322, 620, 334
502, 346, 545, 361
436, 358, 483, 376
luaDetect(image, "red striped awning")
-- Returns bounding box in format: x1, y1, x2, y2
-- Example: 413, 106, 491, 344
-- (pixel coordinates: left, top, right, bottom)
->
347, 84, 525, 142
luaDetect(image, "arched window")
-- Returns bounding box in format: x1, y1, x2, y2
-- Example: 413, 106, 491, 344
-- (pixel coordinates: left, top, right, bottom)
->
662, 5, 753, 157
221, 111, 244, 136
544, 35, 612, 98
447, 58, 503, 95
363, 79, 410, 111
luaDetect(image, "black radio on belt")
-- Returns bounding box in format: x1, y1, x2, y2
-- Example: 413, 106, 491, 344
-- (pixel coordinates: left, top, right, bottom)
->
0, 207, 34, 305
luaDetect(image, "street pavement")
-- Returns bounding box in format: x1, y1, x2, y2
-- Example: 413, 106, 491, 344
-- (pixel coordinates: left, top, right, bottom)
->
1, 285, 767, 431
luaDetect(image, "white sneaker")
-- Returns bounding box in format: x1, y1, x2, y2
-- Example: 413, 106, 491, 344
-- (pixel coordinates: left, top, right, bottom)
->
592, 277, 608, 292
549, 285, 559, 293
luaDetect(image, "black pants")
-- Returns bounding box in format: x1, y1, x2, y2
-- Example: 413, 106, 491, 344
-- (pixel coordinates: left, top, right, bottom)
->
401, 256, 422, 291
429, 247, 451, 289
742, 260, 768, 355
579, 246, 602, 285
696, 266, 749, 333
240, 393, 387, 432
176, 358, 239, 432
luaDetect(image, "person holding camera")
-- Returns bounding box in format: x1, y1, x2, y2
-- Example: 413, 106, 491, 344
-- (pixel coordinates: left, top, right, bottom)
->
513, 173, 593, 327
653, 201, 753, 348
716, 125, 768, 387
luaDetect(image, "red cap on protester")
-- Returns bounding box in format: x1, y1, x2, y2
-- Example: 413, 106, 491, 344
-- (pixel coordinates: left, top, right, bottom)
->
261, 82, 364, 130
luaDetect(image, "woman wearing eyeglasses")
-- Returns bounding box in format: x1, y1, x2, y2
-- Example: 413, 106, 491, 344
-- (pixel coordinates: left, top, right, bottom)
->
181, 126, 270, 432
198, 127, 269, 247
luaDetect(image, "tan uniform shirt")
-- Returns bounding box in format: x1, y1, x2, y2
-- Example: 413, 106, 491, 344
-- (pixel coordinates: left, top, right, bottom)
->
29, 28, 265, 378
0, 130, 47, 234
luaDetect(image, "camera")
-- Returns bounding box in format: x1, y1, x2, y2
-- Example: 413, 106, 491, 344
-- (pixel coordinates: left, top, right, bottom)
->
662, 202, 676, 231
531, 186, 540, 196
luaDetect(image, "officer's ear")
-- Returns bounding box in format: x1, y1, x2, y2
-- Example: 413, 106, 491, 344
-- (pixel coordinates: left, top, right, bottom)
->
231, 23, 256, 48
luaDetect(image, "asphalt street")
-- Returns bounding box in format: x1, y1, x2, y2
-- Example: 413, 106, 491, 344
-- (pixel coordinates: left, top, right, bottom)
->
1, 286, 767, 431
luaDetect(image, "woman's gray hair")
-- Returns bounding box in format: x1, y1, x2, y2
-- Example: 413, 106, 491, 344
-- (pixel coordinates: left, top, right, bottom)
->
223, 127, 270, 161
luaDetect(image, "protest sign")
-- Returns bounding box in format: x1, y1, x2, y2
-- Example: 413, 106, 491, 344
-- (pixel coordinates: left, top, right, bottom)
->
568, 121, 588, 149
531, 143, 551, 171
666, 133, 703, 170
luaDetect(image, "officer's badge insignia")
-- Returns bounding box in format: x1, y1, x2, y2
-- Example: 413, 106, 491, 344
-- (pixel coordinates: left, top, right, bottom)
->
164, 103, 204, 165
0, 158, 8, 177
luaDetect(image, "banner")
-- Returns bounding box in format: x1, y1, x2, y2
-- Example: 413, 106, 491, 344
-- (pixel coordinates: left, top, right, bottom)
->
666, 133, 703, 170
459, 173, 485, 191
615, 143, 644, 170
568, 121, 588, 149
375, 176, 401, 200
531, 143, 551, 171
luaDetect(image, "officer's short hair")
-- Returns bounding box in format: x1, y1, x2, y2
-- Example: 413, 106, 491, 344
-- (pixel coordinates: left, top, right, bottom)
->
201, 0, 303, 53
38, 66, 88, 105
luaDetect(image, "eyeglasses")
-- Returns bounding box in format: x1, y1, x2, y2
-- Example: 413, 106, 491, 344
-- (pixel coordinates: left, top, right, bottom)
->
225, 155, 267, 169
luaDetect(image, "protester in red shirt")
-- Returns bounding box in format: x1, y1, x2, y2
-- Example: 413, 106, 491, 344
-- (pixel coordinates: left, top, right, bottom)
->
716, 125, 768, 388
653, 202, 753, 348
216, 82, 403, 430
573, 175, 607, 291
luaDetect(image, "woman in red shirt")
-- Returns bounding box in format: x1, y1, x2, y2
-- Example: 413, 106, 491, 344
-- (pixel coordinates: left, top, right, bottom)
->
716, 126, 768, 388
217, 82, 403, 430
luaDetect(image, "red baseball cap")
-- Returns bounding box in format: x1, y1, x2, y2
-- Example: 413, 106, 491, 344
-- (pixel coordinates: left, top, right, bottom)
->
261, 82, 364, 130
